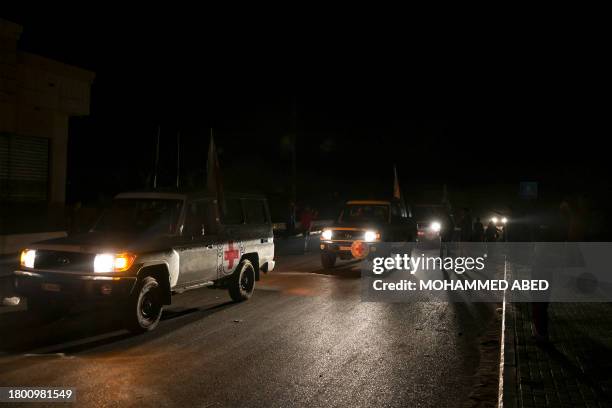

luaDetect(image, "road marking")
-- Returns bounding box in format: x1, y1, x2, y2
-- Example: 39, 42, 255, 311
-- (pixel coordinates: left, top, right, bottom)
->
22, 330, 125, 356
498, 257, 507, 408
23, 353, 74, 359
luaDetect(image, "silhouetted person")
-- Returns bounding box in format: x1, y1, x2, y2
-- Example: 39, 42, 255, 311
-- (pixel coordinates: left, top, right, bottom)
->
532, 199, 581, 345
485, 221, 498, 242
460, 208, 473, 242
300, 206, 316, 252
287, 201, 296, 236
440, 212, 455, 257
473, 217, 484, 242
300, 206, 314, 236
565, 197, 587, 241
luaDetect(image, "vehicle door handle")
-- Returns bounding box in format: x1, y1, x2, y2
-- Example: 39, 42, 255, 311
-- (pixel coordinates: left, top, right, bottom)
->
206, 244, 214, 249
261, 238, 268, 243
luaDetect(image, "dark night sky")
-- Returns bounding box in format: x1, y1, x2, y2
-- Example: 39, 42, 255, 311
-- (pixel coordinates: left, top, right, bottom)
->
4, 13, 609, 212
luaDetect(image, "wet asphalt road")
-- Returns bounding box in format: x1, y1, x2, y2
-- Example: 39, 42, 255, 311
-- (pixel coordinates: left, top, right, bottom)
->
0, 239, 498, 407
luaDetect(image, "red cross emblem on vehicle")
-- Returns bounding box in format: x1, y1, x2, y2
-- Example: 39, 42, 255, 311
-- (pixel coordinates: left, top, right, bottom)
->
224, 241, 240, 270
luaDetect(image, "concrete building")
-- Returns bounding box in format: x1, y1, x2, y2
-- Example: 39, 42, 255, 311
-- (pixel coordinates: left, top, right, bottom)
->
0, 18, 95, 253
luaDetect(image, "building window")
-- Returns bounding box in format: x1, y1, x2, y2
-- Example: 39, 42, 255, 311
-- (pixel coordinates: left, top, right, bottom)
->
0, 133, 49, 201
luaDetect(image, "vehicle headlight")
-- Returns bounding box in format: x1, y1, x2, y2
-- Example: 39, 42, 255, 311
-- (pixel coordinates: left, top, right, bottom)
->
364, 230, 379, 242
94, 253, 136, 273
501, 217, 508, 224
430, 222, 441, 233
491, 217, 498, 224
321, 229, 333, 240
20, 249, 36, 268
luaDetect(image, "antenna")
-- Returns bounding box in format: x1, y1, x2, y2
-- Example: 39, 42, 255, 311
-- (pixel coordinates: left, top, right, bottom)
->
153, 125, 160, 189
176, 131, 181, 189
206, 127, 213, 188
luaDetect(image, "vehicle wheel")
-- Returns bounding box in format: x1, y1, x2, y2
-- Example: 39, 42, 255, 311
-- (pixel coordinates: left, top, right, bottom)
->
28, 297, 72, 320
125, 276, 163, 333
321, 251, 336, 269
228, 260, 255, 302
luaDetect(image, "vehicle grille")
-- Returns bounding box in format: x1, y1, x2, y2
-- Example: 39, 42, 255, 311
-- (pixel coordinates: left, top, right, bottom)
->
34, 250, 95, 271
332, 230, 364, 241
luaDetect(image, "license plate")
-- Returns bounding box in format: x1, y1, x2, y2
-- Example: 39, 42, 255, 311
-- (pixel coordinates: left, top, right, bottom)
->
42, 283, 61, 292
339, 246, 351, 251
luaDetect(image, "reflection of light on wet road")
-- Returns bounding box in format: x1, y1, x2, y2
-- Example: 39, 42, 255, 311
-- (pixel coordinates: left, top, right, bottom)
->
258, 253, 362, 299
0, 243, 498, 407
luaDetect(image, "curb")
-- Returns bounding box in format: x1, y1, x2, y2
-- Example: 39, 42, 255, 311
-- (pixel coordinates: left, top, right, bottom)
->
503, 303, 519, 408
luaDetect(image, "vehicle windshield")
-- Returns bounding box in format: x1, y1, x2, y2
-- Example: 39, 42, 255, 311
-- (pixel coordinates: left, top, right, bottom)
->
412, 206, 446, 222
94, 198, 183, 234
340, 204, 389, 223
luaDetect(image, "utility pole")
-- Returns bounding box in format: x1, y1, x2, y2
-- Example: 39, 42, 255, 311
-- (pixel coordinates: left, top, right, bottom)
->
289, 98, 297, 235
207, 128, 213, 188
153, 125, 161, 189
176, 131, 180, 189
291, 97, 297, 205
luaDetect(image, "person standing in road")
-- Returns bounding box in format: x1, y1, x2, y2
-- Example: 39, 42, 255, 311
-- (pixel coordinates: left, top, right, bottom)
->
460, 208, 473, 242
300, 206, 314, 236
485, 220, 498, 242
440, 211, 455, 257
300, 206, 315, 253
287, 201, 296, 236
473, 217, 484, 242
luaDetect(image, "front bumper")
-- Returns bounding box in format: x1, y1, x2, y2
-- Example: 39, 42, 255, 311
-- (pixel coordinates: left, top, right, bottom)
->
13, 270, 137, 301
417, 230, 440, 242
320, 241, 379, 259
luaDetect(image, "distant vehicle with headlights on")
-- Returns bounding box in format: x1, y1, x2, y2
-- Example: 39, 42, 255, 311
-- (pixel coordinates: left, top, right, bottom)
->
487, 214, 509, 241
319, 200, 416, 269
14, 191, 275, 332
412, 204, 448, 243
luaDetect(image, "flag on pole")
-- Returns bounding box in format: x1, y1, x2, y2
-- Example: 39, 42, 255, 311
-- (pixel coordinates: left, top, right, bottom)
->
393, 165, 401, 200
207, 130, 225, 216
393, 165, 409, 217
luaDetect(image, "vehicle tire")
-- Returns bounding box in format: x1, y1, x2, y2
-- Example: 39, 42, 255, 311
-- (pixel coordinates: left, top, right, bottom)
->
28, 296, 72, 320
321, 251, 336, 269
228, 260, 255, 302
124, 276, 163, 333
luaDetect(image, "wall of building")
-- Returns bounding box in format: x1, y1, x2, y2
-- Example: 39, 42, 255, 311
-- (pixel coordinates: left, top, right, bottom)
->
0, 18, 94, 204
0, 18, 95, 252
